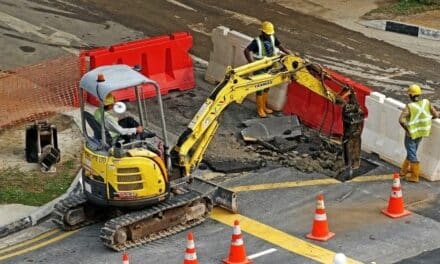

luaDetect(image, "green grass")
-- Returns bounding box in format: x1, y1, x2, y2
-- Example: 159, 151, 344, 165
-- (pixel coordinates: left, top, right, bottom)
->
366, 0, 440, 18
0, 160, 79, 206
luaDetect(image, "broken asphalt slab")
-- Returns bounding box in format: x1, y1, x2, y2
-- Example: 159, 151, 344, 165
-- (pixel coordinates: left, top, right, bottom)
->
241, 115, 302, 142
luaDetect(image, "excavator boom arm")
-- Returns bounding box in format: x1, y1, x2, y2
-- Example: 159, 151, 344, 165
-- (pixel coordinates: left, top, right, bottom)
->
172, 55, 352, 176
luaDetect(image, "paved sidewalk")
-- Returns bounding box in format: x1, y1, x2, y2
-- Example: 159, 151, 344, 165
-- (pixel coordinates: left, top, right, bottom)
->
274, 0, 440, 62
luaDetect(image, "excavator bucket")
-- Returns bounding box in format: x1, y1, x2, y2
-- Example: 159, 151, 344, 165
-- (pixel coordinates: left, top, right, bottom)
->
188, 177, 238, 213
340, 93, 364, 181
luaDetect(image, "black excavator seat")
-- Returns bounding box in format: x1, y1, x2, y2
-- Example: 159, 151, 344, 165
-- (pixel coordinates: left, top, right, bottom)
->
83, 111, 112, 148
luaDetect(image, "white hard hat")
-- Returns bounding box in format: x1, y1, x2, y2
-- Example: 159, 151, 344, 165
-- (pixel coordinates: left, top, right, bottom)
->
113, 102, 127, 114
333, 253, 347, 264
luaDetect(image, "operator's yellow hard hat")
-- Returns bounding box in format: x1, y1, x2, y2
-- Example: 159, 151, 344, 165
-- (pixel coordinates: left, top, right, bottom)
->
408, 84, 422, 96
103, 94, 115, 106
261, 21, 275, 35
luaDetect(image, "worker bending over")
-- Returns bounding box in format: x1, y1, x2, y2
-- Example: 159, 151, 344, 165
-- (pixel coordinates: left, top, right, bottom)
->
244, 21, 293, 118
399, 84, 439, 182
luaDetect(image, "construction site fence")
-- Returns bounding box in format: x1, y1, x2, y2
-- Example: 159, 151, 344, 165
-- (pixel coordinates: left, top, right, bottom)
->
0, 53, 86, 130
0, 32, 196, 130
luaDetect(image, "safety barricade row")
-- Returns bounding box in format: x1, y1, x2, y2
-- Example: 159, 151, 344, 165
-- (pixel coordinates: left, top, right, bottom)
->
205, 26, 439, 180
83, 32, 195, 105
205, 26, 288, 111
283, 70, 372, 136
362, 92, 440, 181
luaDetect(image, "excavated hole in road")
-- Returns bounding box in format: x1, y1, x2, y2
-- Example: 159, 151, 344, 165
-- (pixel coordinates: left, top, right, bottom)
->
204, 127, 377, 182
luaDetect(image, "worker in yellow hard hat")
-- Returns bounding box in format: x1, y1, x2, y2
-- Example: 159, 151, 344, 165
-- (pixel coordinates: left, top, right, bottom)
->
399, 84, 439, 182
244, 21, 294, 118
95, 94, 150, 143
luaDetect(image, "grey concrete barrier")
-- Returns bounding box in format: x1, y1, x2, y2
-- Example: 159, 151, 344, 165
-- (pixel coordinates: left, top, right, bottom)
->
362, 92, 440, 181
205, 26, 288, 111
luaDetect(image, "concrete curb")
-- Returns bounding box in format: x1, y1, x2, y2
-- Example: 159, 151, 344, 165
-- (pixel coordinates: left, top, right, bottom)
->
359, 19, 440, 41
0, 169, 82, 239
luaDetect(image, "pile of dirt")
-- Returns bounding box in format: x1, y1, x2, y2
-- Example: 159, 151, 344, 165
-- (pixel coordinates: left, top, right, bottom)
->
248, 128, 347, 179
203, 132, 264, 173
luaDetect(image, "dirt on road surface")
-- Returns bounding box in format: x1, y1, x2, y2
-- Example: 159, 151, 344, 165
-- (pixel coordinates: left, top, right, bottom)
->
65, 0, 439, 105
0, 0, 438, 105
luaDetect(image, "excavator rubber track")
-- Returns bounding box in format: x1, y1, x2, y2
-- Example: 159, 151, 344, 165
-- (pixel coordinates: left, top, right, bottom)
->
52, 192, 100, 231
100, 189, 210, 251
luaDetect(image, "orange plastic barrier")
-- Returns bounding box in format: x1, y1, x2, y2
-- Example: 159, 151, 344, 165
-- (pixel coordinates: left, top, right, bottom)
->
283, 70, 372, 136
84, 33, 195, 105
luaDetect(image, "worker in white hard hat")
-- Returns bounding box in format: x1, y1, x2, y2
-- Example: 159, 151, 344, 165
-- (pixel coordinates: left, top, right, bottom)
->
399, 84, 439, 182
95, 94, 151, 143
244, 21, 294, 118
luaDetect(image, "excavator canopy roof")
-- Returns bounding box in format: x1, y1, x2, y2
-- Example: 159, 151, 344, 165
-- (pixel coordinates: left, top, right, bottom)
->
79, 64, 156, 101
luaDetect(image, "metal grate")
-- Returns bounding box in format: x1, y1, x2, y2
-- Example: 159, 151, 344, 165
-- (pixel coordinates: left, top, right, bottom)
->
117, 167, 140, 174
117, 174, 142, 182
118, 183, 143, 191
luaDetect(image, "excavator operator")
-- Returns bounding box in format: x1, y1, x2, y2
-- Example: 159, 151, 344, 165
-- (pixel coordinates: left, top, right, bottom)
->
244, 21, 293, 118
94, 94, 154, 144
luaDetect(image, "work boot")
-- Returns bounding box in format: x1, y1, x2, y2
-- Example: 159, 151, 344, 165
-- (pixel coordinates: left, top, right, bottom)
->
400, 159, 410, 178
256, 95, 267, 118
262, 92, 273, 114
406, 162, 420, 183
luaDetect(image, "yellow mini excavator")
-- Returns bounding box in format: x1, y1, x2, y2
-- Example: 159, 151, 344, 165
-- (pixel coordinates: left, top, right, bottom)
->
52, 55, 363, 251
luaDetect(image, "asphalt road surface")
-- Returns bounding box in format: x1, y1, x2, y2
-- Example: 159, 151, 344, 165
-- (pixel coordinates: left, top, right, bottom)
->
1, 1, 440, 263
1, 0, 439, 104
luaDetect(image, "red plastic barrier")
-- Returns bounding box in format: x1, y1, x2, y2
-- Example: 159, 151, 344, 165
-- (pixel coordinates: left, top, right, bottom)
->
283, 70, 372, 136
84, 32, 195, 105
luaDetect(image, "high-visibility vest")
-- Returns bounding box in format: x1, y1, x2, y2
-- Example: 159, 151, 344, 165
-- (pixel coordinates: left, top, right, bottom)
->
253, 35, 278, 59
94, 109, 118, 140
407, 99, 432, 139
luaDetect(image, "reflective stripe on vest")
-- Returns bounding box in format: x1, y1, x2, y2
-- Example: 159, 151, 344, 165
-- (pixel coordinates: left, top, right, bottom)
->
407, 99, 432, 139
254, 35, 276, 59
94, 109, 118, 139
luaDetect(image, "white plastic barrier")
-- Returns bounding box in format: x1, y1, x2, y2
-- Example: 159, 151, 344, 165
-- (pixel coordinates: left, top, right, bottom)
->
362, 92, 440, 181
205, 26, 288, 111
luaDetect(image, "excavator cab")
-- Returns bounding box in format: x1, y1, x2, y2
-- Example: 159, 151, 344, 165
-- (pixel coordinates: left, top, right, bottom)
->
78, 65, 171, 208
54, 64, 237, 251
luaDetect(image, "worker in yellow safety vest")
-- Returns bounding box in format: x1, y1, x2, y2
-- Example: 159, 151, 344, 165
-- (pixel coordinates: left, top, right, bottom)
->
399, 84, 439, 182
94, 94, 146, 144
244, 21, 293, 118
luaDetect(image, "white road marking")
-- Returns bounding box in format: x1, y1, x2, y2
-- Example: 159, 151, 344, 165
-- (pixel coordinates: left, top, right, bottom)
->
0, 10, 86, 54
166, 0, 197, 12
248, 248, 278, 260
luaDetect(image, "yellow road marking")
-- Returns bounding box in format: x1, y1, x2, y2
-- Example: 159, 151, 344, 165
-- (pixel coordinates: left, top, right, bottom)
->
0, 229, 80, 261
211, 208, 363, 264
231, 178, 340, 192
231, 174, 393, 192
348, 174, 393, 182
0, 229, 60, 255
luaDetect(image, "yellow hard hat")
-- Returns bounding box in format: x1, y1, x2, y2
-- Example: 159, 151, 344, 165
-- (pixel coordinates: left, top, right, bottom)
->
261, 21, 275, 35
408, 84, 422, 96
103, 94, 115, 106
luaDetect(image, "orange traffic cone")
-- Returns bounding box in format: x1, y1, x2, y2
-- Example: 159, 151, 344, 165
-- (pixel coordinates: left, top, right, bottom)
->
306, 194, 335, 241
122, 252, 129, 264
382, 173, 411, 218
223, 220, 252, 264
184, 232, 199, 264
